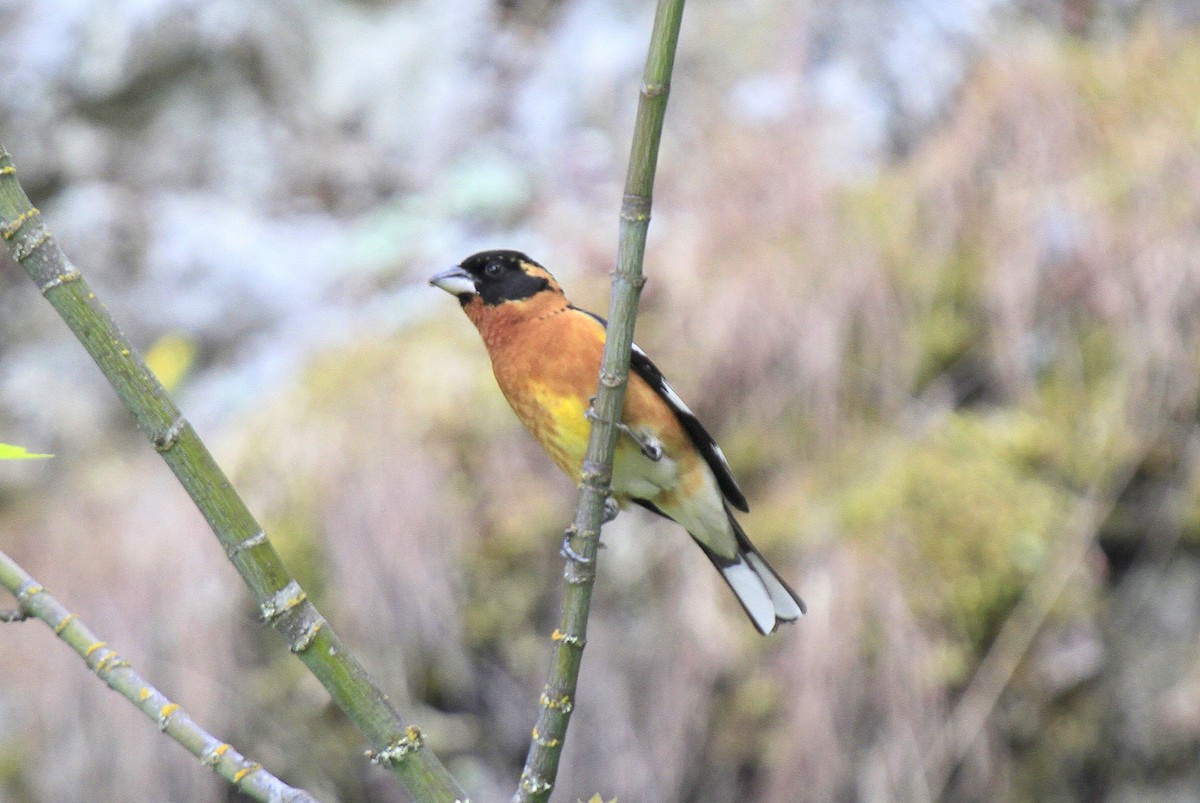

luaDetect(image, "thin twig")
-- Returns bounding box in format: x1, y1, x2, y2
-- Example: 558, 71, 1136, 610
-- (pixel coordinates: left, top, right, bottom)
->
0, 146, 468, 802
0, 548, 317, 802
920, 452, 1143, 799
512, 2, 687, 801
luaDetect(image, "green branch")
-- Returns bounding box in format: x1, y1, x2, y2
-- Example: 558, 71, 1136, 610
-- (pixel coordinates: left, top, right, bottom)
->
0, 146, 468, 802
0, 547, 316, 802
513, 1, 687, 800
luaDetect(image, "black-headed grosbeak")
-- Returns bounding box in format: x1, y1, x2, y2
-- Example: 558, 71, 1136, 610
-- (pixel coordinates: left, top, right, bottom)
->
430, 250, 805, 634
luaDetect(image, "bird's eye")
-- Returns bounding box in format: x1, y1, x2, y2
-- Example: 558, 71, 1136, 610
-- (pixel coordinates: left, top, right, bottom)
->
484, 261, 504, 278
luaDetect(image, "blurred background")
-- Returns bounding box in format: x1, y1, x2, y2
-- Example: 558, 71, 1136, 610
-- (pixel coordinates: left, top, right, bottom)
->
2, 0, 1200, 800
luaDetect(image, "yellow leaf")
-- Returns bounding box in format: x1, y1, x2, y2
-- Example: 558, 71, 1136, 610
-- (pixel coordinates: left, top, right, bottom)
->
144, 332, 198, 393
577, 796, 615, 803
0, 443, 53, 460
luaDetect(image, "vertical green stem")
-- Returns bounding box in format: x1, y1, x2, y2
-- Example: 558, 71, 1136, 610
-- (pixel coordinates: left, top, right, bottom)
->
513, 1, 687, 800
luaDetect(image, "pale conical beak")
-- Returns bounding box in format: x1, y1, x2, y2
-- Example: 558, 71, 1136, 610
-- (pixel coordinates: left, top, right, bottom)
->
428, 266, 477, 297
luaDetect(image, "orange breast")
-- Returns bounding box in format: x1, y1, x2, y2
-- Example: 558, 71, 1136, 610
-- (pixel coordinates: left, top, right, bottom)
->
468, 301, 698, 503
487, 309, 605, 477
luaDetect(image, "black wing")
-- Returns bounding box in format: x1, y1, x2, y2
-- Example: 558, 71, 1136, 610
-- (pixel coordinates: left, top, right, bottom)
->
571, 306, 749, 512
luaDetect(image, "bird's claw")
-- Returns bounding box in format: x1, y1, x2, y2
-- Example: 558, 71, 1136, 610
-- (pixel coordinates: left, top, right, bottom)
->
625, 425, 663, 461
602, 497, 619, 523
584, 401, 663, 462
561, 533, 593, 565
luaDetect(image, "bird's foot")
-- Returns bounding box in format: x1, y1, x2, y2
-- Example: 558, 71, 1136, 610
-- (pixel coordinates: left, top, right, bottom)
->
621, 424, 663, 461
583, 399, 663, 461
560, 532, 593, 565
602, 497, 619, 523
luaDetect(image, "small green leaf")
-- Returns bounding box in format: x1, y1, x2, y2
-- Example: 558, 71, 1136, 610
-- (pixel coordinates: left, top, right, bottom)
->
0, 443, 53, 460
144, 331, 197, 393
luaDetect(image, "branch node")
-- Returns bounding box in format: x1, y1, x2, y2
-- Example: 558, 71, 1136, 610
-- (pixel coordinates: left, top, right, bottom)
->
259, 580, 308, 624
289, 617, 325, 654
153, 416, 187, 452
368, 726, 425, 767
530, 725, 560, 748
13, 229, 51, 263
564, 568, 593, 586
617, 270, 649, 290
598, 370, 624, 389
225, 529, 268, 559
84, 640, 107, 659
641, 80, 670, 98
551, 628, 586, 648
203, 742, 232, 767
38, 268, 81, 295
538, 688, 574, 713
232, 763, 262, 785
579, 460, 610, 486
158, 702, 181, 731
53, 612, 76, 634
518, 770, 553, 795
619, 193, 653, 224
96, 650, 130, 674
0, 207, 39, 240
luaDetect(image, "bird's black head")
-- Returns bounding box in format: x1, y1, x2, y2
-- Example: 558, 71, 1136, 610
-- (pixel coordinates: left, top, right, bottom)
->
430, 250, 562, 307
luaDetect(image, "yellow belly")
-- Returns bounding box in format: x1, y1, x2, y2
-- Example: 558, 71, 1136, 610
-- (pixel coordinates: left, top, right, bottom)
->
508, 380, 592, 477
504, 380, 688, 506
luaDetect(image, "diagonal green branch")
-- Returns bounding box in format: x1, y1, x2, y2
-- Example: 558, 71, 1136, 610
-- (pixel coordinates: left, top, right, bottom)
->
0, 547, 318, 803
513, 1, 687, 800
0, 146, 468, 802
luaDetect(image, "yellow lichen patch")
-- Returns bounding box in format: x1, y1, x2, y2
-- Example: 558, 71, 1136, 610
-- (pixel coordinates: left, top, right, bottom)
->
203, 743, 232, 767
532, 726, 560, 747
157, 703, 181, 732
0, 208, 38, 239
232, 764, 260, 784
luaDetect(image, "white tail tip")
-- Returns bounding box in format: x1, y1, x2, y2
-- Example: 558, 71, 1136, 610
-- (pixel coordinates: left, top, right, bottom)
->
720, 555, 804, 635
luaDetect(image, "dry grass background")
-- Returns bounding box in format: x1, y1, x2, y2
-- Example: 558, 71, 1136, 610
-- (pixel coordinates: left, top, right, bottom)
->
4, 10, 1200, 803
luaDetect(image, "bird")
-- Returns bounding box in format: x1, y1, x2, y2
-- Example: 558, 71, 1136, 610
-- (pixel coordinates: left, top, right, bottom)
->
429, 249, 805, 634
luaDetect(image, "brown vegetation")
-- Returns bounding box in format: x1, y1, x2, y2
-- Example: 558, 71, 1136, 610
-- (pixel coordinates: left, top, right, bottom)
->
4, 15, 1200, 803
